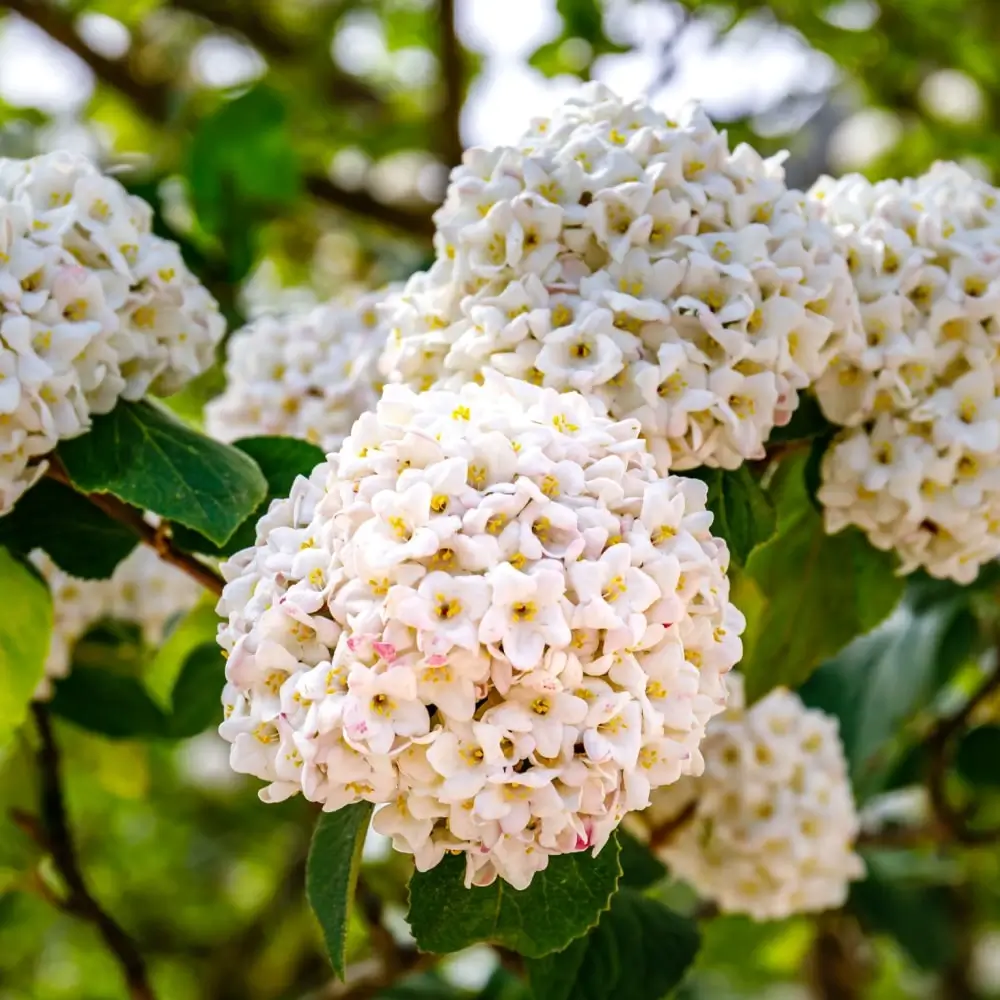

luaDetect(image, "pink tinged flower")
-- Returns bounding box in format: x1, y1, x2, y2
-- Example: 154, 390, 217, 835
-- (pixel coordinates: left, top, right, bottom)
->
485, 681, 587, 758
342, 665, 430, 754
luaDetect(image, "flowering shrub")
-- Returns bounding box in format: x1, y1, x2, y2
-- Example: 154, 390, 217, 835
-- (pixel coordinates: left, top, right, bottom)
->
4, 93, 1000, 1000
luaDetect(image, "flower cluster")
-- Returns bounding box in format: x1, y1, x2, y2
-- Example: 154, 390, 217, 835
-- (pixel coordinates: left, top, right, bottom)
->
0, 151, 224, 513
629, 674, 863, 920
379, 83, 859, 471
207, 289, 392, 451
31, 546, 202, 700
216, 374, 744, 889
812, 165, 1000, 582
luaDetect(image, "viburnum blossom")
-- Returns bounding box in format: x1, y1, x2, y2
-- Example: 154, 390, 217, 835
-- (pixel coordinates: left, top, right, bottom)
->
629, 674, 863, 921
0, 151, 224, 513
216, 374, 745, 889
206, 288, 394, 451
30, 546, 202, 700
811, 164, 1000, 582
379, 82, 859, 471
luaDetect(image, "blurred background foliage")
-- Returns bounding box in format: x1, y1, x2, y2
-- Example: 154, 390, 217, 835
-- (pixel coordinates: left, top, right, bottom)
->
5, 1, 1000, 999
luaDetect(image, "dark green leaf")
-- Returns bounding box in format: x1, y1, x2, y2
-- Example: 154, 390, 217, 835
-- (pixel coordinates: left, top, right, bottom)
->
165, 643, 226, 739
58, 400, 268, 546
527, 889, 700, 1000
0, 548, 53, 750
307, 802, 374, 979
407, 838, 622, 958
173, 436, 325, 556
768, 394, 832, 443
956, 725, 1000, 788
50, 643, 223, 740
800, 582, 976, 800
50, 666, 169, 739
0, 479, 137, 579
690, 466, 776, 566
740, 454, 904, 703
617, 829, 666, 889
851, 866, 957, 971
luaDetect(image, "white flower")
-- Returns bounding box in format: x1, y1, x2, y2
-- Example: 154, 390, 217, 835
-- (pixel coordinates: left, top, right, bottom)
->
630, 674, 864, 921
206, 288, 394, 451
217, 374, 744, 888
30, 545, 202, 700
811, 164, 1000, 581
379, 83, 860, 472
0, 151, 223, 514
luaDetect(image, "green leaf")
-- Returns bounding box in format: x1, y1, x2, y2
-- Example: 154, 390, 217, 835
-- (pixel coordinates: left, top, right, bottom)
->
851, 865, 958, 972
617, 829, 666, 889
188, 85, 301, 280
956, 725, 1000, 788
0, 479, 137, 580
145, 601, 220, 709
768, 394, 832, 443
58, 400, 268, 546
526, 889, 700, 1000
407, 838, 621, 959
690, 466, 776, 566
0, 548, 53, 750
740, 455, 904, 703
173, 436, 325, 557
307, 802, 374, 979
50, 666, 168, 739
164, 643, 226, 739
49, 643, 223, 740
800, 581, 976, 800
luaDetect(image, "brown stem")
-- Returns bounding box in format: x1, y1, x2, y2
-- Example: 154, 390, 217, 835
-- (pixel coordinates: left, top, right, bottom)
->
925, 656, 1000, 845
30, 705, 157, 1000
807, 912, 873, 1000
304, 175, 435, 239
437, 0, 464, 169
648, 799, 698, 850
2, 0, 171, 120
46, 459, 224, 596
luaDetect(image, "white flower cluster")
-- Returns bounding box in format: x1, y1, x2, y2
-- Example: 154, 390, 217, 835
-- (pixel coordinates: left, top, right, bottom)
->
812, 165, 1000, 582
30, 545, 202, 700
630, 674, 863, 920
216, 374, 744, 889
206, 289, 392, 452
0, 151, 224, 513
379, 83, 859, 471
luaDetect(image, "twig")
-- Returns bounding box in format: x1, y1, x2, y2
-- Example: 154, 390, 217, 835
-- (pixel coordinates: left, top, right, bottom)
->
807, 912, 873, 1000
648, 799, 698, 850
437, 0, 464, 169
304, 175, 435, 238
925, 655, 1000, 845
46, 459, 224, 596
30, 704, 157, 1000
2, 0, 171, 120
6, 0, 435, 239
165, 0, 384, 109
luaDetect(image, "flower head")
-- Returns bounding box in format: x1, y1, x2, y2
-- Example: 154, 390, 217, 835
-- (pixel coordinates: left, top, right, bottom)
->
206, 288, 393, 451
812, 164, 1000, 581
0, 151, 223, 513
379, 83, 859, 472
217, 374, 744, 888
630, 673, 863, 920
